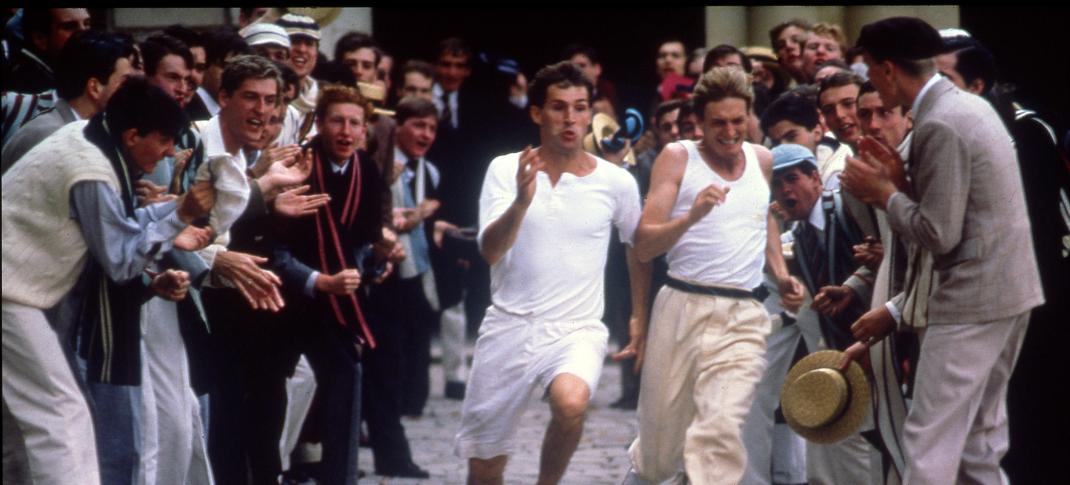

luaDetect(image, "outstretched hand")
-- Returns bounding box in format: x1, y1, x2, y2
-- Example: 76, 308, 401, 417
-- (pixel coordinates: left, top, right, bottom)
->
136, 180, 176, 207
212, 250, 285, 312
174, 225, 214, 251
273, 185, 330, 218
259, 147, 314, 201
514, 146, 544, 207
858, 136, 908, 193
840, 135, 905, 209
251, 143, 302, 179
611, 315, 647, 374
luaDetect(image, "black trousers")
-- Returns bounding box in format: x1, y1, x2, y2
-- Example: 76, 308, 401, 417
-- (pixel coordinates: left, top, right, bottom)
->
373, 274, 436, 416
204, 288, 291, 485
363, 274, 434, 472
205, 289, 362, 485
299, 320, 362, 485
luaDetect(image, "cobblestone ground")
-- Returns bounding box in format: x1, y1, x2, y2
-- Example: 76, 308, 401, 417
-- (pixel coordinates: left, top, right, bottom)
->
359, 339, 639, 484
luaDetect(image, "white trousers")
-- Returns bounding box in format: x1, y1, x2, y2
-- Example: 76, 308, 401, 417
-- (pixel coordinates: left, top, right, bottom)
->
629, 286, 771, 485
439, 300, 469, 383
138, 297, 213, 485
454, 307, 608, 460
279, 355, 317, 471
740, 307, 821, 485
2, 300, 100, 485
902, 313, 1029, 485
807, 430, 874, 485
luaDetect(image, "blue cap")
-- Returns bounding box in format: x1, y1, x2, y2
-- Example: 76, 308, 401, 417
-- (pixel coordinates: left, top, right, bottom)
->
771, 144, 818, 173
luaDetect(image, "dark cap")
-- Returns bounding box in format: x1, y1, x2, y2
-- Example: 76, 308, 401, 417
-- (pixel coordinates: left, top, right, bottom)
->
855, 17, 944, 61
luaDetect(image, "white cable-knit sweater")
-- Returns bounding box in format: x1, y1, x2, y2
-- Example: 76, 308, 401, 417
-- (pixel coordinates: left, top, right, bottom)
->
2, 120, 120, 308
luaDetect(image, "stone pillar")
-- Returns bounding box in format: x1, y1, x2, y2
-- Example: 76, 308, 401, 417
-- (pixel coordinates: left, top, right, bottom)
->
705, 6, 748, 48
747, 6, 823, 47
844, 6, 959, 44
318, 7, 373, 60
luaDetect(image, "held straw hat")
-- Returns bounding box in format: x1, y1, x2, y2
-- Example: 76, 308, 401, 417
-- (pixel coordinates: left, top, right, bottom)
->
780, 350, 870, 444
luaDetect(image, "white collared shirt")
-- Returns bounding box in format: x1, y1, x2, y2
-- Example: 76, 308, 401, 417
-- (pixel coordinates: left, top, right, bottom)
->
202, 114, 245, 165
807, 195, 826, 233
910, 74, 941, 118
431, 83, 459, 129
479, 151, 642, 321
329, 159, 349, 174
197, 87, 220, 117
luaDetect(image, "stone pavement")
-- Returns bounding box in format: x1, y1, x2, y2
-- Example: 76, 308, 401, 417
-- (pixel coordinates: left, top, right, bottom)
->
358, 339, 640, 484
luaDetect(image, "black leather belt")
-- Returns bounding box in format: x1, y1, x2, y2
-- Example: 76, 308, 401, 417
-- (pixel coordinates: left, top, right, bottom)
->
666, 277, 770, 302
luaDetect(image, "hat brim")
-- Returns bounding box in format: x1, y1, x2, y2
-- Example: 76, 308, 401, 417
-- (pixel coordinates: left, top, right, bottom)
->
772, 158, 818, 173
590, 113, 619, 153
585, 114, 637, 166
781, 350, 870, 444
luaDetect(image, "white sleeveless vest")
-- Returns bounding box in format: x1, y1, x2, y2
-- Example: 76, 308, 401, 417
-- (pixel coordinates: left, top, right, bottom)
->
666, 140, 769, 289
2, 120, 120, 308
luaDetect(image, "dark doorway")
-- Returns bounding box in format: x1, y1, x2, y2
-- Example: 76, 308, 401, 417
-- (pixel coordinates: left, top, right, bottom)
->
961, 6, 1069, 135
960, 8, 1070, 485
373, 7, 705, 118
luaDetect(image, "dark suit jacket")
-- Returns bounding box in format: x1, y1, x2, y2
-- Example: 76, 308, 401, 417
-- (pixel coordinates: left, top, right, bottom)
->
271, 151, 383, 318
184, 94, 212, 123
2, 47, 54, 94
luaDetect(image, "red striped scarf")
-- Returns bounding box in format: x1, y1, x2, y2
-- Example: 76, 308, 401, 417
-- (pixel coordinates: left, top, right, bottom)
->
310, 147, 377, 349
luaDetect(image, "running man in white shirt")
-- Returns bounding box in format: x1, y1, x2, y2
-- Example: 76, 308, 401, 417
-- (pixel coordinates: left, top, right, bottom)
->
454, 61, 651, 485
623, 67, 805, 485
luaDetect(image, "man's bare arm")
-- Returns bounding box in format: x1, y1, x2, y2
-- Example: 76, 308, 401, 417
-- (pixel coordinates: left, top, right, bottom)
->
633, 144, 724, 262
611, 245, 653, 372
480, 146, 543, 265
755, 144, 805, 311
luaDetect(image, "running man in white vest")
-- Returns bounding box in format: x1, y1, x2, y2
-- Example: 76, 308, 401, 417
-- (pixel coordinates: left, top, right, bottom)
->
454, 61, 650, 485
623, 67, 805, 485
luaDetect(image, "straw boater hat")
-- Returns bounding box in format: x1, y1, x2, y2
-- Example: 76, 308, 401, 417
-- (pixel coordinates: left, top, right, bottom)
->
583, 112, 637, 166
780, 350, 870, 444
356, 82, 395, 118
742, 46, 791, 88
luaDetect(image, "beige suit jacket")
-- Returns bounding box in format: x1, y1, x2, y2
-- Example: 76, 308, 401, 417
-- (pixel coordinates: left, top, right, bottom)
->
886, 78, 1043, 324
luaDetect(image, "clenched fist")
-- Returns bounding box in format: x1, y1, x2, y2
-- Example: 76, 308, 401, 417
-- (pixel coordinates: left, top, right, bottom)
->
177, 180, 216, 223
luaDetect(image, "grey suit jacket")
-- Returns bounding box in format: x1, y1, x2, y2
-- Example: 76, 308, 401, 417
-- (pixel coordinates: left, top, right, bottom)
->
886, 78, 1044, 324
1, 98, 78, 174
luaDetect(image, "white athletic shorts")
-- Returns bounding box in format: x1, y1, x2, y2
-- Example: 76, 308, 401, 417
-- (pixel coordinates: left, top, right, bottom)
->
453, 306, 609, 460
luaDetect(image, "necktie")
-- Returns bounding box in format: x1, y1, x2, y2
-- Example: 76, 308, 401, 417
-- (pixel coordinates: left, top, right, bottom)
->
440, 92, 453, 129
400, 158, 431, 277
803, 223, 828, 291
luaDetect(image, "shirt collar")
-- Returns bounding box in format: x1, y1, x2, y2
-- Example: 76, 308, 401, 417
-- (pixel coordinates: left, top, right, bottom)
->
198, 87, 220, 116
807, 195, 826, 232
911, 74, 941, 118
203, 114, 246, 166
394, 146, 422, 167
64, 100, 83, 121
329, 156, 349, 174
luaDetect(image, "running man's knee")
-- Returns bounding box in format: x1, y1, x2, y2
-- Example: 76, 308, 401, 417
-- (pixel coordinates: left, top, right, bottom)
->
548, 374, 590, 422
468, 455, 508, 485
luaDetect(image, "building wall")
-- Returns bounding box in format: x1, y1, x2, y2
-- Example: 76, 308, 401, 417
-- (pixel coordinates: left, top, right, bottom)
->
706, 6, 959, 49
112, 8, 372, 57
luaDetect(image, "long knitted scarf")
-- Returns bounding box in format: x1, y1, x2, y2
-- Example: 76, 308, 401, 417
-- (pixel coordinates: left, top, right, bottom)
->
80, 114, 148, 385
309, 143, 377, 349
